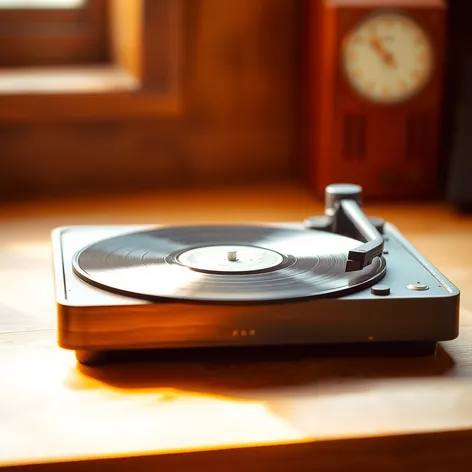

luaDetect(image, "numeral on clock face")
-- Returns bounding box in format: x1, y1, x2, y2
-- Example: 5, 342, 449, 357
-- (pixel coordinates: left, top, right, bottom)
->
342, 12, 434, 104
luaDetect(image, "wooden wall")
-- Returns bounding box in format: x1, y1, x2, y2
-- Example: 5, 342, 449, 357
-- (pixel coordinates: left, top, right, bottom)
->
1, 0, 467, 202
441, 0, 472, 184
0, 0, 303, 200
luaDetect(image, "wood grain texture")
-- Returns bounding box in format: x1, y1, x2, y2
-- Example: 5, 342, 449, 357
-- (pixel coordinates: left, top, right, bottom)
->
1, 182, 472, 470
0, 0, 300, 199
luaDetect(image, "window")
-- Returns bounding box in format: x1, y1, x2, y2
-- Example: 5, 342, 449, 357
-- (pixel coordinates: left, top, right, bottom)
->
0, 0, 109, 67
0, 0, 184, 119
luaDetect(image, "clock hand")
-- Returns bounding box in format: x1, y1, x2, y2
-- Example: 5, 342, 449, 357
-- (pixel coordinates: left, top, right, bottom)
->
369, 35, 397, 67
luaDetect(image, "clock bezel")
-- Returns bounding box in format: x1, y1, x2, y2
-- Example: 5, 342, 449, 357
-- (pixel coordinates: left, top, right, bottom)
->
340, 9, 436, 106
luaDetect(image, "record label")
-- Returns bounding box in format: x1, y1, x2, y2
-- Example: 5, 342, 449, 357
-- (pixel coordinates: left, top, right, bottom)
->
176, 245, 285, 273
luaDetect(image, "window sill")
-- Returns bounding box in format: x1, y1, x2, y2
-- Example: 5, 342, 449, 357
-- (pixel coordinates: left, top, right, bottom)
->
0, 65, 183, 121
0, 66, 138, 94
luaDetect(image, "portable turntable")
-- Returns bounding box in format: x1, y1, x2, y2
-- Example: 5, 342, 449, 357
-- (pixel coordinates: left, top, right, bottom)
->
51, 184, 460, 365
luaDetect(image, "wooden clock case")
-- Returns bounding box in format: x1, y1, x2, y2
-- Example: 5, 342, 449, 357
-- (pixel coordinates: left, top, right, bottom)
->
307, 0, 447, 200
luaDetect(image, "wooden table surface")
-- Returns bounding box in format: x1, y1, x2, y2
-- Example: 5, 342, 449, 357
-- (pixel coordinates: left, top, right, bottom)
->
2, 182, 472, 471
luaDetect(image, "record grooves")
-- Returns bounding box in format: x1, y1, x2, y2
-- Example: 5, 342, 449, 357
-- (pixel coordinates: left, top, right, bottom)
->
72, 224, 387, 303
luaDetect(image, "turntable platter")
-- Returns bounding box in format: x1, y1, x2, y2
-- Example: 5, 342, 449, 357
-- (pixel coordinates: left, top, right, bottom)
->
72, 224, 386, 302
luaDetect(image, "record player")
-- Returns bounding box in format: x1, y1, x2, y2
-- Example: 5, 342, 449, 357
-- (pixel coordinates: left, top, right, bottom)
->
51, 184, 460, 366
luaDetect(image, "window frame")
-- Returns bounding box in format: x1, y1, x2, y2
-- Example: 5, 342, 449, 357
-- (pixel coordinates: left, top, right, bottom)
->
0, 0, 184, 121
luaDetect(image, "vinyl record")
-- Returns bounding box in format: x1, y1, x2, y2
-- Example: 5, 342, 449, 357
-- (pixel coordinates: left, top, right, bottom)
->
72, 224, 386, 302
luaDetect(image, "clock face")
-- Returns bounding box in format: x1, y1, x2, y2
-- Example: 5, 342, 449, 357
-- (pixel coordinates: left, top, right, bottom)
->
342, 12, 434, 104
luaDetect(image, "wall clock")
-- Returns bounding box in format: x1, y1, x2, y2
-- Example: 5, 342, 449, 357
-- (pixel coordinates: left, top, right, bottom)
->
307, 0, 446, 199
